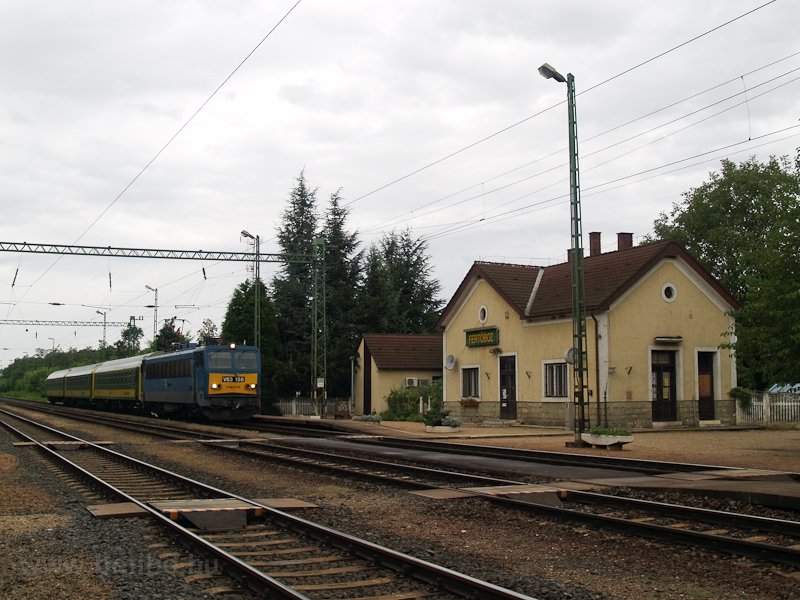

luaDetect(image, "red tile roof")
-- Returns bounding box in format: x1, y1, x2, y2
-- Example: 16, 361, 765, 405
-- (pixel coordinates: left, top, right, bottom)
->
362, 334, 442, 370
436, 240, 739, 327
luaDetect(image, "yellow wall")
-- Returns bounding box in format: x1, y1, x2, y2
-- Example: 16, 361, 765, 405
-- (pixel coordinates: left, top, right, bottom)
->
353, 339, 441, 415
441, 258, 736, 426
605, 259, 735, 405
442, 279, 596, 406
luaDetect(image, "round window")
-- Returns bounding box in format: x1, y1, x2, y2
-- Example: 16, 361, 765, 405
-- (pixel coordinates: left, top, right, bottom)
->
478, 305, 488, 324
662, 283, 677, 303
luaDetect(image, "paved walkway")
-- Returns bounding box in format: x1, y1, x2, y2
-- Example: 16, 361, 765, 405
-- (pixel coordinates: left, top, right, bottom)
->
283, 417, 800, 472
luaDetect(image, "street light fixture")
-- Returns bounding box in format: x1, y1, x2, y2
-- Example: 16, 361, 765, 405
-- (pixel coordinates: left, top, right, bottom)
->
539, 62, 589, 445
241, 230, 260, 349
145, 285, 158, 342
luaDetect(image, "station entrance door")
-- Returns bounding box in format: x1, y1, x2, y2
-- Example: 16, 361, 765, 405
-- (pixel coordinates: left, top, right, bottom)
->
499, 355, 517, 420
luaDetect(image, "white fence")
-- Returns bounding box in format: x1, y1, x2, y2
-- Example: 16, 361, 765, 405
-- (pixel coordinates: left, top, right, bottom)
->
736, 391, 800, 425
276, 397, 351, 418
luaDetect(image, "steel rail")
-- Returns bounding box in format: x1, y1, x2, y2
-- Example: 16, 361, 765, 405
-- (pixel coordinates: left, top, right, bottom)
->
481, 492, 800, 568
569, 490, 800, 537
200, 437, 800, 567
0, 399, 213, 440
243, 439, 800, 537
0, 409, 308, 599
0, 408, 540, 600
349, 435, 743, 474
228, 439, 528, 489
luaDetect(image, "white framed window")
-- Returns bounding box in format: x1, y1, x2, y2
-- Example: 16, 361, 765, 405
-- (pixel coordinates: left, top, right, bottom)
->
478, 305, 488, 324
461, 366, 480, 398
544, 361, 569, 399
418, 379, 430, 388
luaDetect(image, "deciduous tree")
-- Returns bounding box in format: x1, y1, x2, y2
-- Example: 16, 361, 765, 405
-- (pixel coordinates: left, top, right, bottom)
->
650, 152, 800, 387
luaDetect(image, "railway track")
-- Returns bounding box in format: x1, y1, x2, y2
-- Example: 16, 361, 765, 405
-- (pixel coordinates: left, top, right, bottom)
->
0, 397, 232, 440
198, 438, 800, 568
4, 399, 800, 569
0, 407, 538, 600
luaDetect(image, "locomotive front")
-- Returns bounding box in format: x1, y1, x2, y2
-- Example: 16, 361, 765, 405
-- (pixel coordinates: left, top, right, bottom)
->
197, 344, 261, 420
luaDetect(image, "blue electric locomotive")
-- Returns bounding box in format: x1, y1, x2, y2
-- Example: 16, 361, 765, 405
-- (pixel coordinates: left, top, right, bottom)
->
46, 344, 261, 421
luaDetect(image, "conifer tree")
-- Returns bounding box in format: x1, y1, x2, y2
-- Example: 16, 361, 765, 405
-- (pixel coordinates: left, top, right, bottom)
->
358, 229, 443, 334
272, 171, 318, 395
321, 190, 363, 396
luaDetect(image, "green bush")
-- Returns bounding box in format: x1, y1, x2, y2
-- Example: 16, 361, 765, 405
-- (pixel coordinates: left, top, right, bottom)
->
352, 414, 381, 423
422, 383, 460, 427
381, 386, 425, 421
729, 386, 752, 411
381, 381, 443, 422
588, 425, 632, 437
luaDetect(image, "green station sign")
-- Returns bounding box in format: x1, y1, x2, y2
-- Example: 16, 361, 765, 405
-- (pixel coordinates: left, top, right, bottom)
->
466, 327, 499, 347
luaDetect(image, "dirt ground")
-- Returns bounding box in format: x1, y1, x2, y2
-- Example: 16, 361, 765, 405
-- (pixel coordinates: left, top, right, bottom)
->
354, 421, 800, 472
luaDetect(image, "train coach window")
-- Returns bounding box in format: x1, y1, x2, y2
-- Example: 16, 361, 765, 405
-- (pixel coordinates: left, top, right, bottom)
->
208, 351, 233, 369
236, 350, 258, 370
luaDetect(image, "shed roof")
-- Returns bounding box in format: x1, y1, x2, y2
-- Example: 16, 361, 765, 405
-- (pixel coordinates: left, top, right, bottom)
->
361, 333, 442, 370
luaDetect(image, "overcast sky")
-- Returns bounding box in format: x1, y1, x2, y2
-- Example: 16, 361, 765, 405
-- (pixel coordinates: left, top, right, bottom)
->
1, 0, 798, 367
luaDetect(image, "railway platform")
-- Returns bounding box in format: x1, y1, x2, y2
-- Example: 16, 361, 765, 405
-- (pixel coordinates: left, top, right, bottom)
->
257, 415, 800, 510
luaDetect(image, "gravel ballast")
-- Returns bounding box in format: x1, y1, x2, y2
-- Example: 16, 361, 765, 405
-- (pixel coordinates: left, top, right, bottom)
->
1, 411, 798, 599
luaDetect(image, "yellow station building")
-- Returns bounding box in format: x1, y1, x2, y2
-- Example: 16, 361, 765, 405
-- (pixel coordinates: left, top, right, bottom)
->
435, 233, 741, 428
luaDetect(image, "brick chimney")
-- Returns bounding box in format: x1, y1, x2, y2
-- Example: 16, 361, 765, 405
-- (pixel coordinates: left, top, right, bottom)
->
617, 232, 633, 251
589, 232, 602, 257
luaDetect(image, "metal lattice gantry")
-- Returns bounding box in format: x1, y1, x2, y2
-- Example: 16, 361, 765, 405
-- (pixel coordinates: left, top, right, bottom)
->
0, 319, 129, 327
0, 241, 311, 263
0, 240, 325, 397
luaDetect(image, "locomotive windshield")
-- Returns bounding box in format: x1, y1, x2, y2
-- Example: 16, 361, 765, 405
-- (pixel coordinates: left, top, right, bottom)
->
235, 350, 258, 370
208, 350, 233, 369
207, 349, 259, 371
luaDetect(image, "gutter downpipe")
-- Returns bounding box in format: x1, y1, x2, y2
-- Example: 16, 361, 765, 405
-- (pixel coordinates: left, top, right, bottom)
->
592, 313, 601, 426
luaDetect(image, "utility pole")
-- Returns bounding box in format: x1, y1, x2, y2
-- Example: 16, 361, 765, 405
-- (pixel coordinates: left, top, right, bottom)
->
96, 310, 107, 347
145, 285, 158, 343
539, 63, 589, 446
311, 237, 327, 417
241, 230, 260, 348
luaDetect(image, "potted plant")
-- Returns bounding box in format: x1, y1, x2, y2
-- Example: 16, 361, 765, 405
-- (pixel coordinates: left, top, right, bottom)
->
581, 425, 633, 449
423, 396, 461, 433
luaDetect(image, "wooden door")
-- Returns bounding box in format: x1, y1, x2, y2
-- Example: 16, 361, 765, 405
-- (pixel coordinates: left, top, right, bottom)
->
651, 351, 677, 421
499, 355, 517, 420
698, 352, 715, 420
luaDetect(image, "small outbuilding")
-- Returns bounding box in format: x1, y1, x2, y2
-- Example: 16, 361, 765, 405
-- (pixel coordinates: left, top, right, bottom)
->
353, 333, 442, 416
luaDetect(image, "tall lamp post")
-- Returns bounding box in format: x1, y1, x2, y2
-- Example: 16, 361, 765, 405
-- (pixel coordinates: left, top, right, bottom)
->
145, 285, 158, 343
539, 62, 589, 445
241, 230, 260, 348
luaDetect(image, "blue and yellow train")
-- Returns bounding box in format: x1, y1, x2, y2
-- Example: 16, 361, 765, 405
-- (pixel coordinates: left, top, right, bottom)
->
46, 344, 261, 421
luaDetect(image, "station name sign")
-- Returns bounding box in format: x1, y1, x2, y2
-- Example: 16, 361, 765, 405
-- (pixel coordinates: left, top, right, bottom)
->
466, 327, 499, 347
